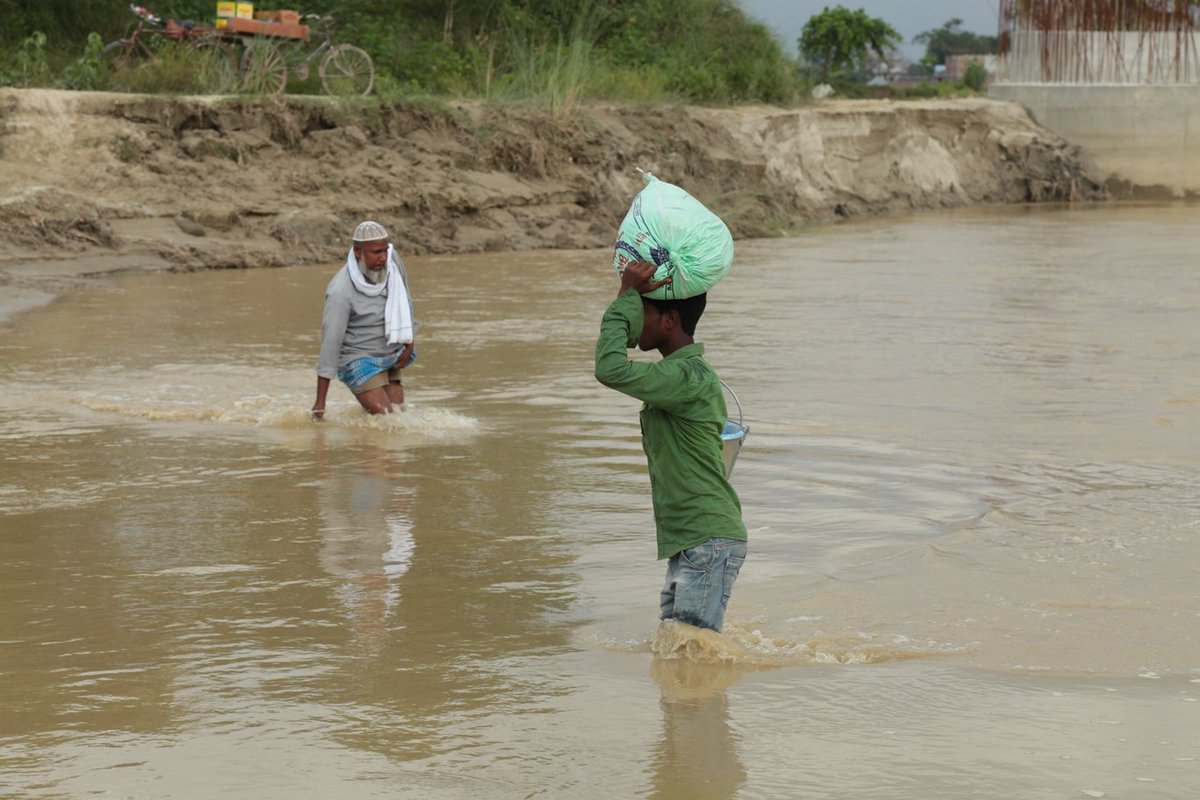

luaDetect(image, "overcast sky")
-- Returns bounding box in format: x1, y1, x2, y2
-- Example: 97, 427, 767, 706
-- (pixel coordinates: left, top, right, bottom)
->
737, 0, 1001, 60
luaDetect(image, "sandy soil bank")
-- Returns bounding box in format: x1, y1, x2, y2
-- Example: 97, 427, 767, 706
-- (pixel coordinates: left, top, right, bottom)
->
0, 88, 1105, 322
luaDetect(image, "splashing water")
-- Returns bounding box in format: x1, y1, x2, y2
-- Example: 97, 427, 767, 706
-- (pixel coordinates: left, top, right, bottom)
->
636, 619, 966, 668
69, 393, 479, 435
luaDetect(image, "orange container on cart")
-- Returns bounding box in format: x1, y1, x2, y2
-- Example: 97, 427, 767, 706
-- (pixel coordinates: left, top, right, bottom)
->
224, 16, 309, 38
251, 8, 300, 23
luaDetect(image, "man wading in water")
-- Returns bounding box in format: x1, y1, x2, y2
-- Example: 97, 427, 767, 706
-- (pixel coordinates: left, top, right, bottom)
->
312, 221, 416, 419
594, 261, 748, 633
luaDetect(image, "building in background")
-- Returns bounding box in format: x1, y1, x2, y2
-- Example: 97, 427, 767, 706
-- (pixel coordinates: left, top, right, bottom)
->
945, 54, 998, 83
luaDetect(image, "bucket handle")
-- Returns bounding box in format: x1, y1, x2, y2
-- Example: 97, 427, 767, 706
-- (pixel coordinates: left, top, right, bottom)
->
719, 379, 743, 427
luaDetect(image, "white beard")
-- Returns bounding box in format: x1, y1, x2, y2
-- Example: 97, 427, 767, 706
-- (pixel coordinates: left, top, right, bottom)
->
357, 255, 385, 285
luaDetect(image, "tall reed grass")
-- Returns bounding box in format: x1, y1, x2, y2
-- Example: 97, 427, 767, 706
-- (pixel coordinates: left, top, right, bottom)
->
107, 42, 226, 95
488, 20, 599, 115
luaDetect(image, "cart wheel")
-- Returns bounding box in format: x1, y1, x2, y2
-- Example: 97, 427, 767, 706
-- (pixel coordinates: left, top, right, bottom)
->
192, 37, 238, 94
241, 40, 288, 96
319, 44, 374, 96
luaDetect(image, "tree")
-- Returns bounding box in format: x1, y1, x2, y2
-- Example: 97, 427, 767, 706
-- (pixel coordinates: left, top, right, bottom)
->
913, 17, 998, 66
798, 6, 901, 83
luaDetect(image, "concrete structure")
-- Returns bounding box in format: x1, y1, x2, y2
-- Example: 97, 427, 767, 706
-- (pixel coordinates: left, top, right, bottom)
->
989, 83, 1200, 196
999, 31, 1200, 85
992, 24, 1200, 196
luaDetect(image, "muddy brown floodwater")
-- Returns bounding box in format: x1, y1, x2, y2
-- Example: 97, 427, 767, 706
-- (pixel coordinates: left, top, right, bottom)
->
1, 204, 1198, 798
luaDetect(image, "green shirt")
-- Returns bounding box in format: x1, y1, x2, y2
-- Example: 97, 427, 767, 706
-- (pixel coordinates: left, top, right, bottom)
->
594, 289, 747, 560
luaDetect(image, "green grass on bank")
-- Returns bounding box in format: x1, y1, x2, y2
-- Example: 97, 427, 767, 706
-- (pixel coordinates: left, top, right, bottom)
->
0, 0, 986, 108
830, 81, 982, 101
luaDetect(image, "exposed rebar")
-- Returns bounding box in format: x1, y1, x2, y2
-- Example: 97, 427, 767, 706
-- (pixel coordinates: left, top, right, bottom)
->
997, 0, 1200, 83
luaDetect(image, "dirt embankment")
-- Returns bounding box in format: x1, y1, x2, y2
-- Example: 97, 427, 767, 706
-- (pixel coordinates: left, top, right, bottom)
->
0, 88, 1105, 317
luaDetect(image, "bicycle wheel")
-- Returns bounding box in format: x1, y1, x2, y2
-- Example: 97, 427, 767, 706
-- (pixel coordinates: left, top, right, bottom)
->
191, 37, 238, 94
319, 44, 374, 96
102, 38, 142, 72
240, 40, 288, 96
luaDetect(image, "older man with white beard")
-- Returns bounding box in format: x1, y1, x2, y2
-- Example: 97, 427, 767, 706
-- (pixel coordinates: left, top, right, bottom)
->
312, 220, 416, 419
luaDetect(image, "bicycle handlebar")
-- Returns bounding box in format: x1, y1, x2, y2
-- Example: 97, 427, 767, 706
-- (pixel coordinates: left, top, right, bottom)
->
129, 4, 163, 25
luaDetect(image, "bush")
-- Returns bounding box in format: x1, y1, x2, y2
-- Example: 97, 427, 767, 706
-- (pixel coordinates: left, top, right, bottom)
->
831, 79, 975, 100
963, 60, 988, 92
16, 31, 52, 86
59, 33, 108, 90
585, 65, 672, 103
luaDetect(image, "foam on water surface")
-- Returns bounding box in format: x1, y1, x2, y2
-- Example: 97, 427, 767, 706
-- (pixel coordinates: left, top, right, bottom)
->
5, 361, 479, 438
71, 393, 479, 436
587, 619, 964, 668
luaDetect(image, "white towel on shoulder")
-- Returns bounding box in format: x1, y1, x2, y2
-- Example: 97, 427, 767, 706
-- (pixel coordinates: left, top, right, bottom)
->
345, 244, 413, 345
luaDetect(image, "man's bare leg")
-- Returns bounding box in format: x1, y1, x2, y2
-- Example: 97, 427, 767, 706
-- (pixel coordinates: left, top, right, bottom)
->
384, 380, 405, 408
355, 387, 394, 414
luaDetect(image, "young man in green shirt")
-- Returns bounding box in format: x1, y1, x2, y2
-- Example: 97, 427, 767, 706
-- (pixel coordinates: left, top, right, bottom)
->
594, 261, 748, 633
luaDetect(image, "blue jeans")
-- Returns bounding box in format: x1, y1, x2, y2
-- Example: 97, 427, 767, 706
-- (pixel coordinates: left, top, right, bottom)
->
659, 538, 747, 633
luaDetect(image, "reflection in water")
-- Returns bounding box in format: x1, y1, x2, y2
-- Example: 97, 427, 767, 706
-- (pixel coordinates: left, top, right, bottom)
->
315, 438, 415, 652
649, 656, 748, 800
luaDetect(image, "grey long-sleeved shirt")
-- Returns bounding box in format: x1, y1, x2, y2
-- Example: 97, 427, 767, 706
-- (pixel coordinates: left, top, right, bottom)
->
316, 261, 415, 380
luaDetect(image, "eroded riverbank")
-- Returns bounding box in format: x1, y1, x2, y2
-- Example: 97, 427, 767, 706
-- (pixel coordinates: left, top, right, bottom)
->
0, 88, 1106, 322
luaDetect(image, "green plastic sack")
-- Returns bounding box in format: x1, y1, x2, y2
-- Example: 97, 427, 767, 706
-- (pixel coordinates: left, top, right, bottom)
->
611, 171, 734, 300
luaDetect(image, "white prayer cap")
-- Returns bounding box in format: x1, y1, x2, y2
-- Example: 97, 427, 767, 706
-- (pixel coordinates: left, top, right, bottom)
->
352, 220, 389, 242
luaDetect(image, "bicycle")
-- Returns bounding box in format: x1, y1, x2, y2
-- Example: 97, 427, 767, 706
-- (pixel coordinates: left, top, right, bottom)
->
237, 15, 375, 97
103, 4, 239, 94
